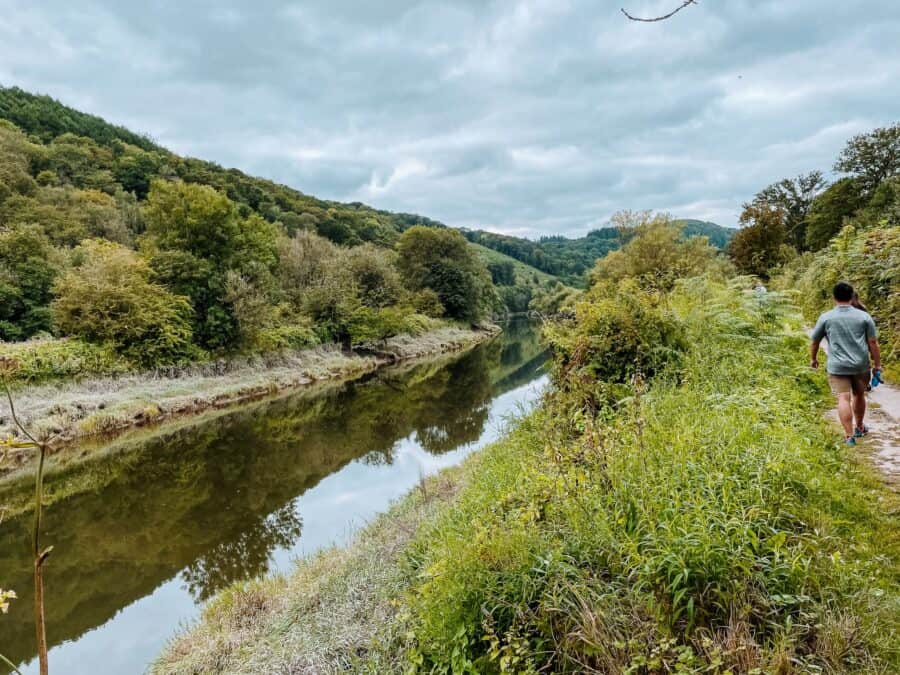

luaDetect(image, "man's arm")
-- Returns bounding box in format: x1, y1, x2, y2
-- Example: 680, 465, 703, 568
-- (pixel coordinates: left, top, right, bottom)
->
810, 339, 822, 369
869, 337, 882, 371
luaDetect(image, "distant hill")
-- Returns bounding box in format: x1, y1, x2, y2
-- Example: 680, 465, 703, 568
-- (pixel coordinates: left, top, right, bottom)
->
463, 219, 734, 286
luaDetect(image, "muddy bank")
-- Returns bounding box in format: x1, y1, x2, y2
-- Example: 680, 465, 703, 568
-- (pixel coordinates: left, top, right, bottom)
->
0, 326, 498, 478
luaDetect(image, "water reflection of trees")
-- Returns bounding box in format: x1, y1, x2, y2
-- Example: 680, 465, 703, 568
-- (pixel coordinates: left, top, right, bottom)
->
0, 322, 545, 671
181, 501, 303, 601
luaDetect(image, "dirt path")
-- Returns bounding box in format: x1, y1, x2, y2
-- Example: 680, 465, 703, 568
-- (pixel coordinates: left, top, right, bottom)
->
863, 380, 900, 480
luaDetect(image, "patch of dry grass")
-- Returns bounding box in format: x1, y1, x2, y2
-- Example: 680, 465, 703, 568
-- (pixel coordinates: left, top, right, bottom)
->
152, 470, 463, 675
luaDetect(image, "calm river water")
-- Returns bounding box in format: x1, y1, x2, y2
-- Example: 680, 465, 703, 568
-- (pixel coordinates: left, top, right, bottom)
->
1, 320, 548, 674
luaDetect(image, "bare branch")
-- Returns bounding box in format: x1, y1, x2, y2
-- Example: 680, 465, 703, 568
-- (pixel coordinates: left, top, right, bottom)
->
622, 0, 698, 22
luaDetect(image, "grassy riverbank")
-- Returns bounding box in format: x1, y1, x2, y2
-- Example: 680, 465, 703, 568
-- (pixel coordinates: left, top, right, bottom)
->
156, 280, 900, 673
0, 325, 497, 478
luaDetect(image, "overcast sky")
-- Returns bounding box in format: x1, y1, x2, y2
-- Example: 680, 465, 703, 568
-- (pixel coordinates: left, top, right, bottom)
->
2, 1, 899, 237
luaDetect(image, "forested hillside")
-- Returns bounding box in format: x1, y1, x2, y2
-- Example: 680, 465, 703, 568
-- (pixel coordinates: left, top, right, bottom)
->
0, 86, 567, 380
463, 218, 733, 286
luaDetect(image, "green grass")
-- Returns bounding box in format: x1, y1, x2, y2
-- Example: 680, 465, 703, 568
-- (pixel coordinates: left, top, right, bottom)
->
382, 281, 900, 673
0, 337, 130, 386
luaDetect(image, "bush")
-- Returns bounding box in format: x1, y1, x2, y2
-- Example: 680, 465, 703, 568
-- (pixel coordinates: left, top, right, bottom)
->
591, 213, 728, 291
0, 337, 129, 384
347, 306, 431, 345
544, 280, 687, 413
52, 239, 198, 367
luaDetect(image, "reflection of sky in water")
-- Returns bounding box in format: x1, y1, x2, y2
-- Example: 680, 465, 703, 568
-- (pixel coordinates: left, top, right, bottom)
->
18, 375, 547, 675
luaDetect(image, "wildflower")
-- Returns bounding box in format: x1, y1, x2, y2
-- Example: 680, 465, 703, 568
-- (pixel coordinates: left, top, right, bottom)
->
0, 589, 16, 613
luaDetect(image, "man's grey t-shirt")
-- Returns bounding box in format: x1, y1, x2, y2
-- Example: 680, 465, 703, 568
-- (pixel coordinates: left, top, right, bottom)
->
811, 305, 877, 375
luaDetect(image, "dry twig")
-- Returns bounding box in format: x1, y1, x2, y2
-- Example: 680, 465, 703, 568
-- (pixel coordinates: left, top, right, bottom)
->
622, 0, 698, 22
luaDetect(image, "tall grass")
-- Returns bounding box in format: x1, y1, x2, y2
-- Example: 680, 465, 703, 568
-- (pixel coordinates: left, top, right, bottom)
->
388, 280, 900, 673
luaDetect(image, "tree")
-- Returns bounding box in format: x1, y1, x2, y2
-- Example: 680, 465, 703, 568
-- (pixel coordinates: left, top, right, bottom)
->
144, 179, 241, 263
396, 227, 492, 322
487, 260, 516, 286
0, 224, 59, 340
834, 122, 900, 192
344, 244, 404, 308
143, 180, 280, 350
591, 213, 724, 290
727, 203, 792, 278
52, 239, 196, 366
804, 177, 866, 251
752, 171, 827, 250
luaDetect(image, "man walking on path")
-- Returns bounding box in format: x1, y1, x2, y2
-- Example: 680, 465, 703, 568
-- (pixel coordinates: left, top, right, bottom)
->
810, 282, 882, 445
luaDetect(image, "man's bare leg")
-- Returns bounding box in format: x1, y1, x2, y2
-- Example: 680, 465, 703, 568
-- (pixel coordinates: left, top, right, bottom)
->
852, 390, 867, 432
837, 392, 854, 438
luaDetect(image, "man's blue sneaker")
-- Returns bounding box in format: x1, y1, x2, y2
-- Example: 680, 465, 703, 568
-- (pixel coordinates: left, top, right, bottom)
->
854, 425, 869, 438
845, 436, 857, 446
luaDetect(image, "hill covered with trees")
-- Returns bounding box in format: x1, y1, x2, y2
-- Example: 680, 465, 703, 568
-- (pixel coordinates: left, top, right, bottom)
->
0, 86, 569, 379
462, 218, 734, 286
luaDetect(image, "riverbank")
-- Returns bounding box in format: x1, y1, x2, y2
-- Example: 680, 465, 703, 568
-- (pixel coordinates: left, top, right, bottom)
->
0, 325, 498, 478
155, 282, 900, 673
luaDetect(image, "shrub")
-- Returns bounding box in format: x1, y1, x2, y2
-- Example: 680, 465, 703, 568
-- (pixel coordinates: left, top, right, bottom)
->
0, 337, 129, 384
52, 239, 198, 367
591, 213, 728, 291
544, 280, 687, 413
347, 306, 431, 345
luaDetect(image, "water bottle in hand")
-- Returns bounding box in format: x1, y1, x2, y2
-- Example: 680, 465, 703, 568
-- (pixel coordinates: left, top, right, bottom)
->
871, 369, 883, 388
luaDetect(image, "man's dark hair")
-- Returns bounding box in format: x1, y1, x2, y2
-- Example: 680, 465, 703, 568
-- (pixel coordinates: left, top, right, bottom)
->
833, 281, 854, 302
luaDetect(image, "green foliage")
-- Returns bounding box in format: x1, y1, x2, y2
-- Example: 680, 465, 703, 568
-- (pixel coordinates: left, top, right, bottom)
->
528, 282, 581, 317
591, 213, 728, 290
347, 307, 433, 345
545, 280, 687, 409
397, 227, 493, 322
487, 260, 516, 286
344, 244, 404, 309
464, 220, 734, 286
0, 223, 59, 340
0, 90, 499, 368
834, 121, 900, 192
751, 171, 827, 250
0, 337, 129, 385
804, 177, 866, 251
786, 222, 900, 378
0, 86, 158, 150
0, 121, 39, 205
52, 239, 198, 367
727, 202, 794, 278
143, 180, 280, 350
391, 282, 900, 673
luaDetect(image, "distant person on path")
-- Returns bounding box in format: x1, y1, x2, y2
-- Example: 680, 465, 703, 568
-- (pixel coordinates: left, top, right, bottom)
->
810, 282, 882, 445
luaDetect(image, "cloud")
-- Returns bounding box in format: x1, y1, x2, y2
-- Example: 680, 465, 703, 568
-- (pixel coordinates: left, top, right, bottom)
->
1, 0, 899, 237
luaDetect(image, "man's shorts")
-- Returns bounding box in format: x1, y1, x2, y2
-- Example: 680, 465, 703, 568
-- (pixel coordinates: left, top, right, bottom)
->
828, 371, 869, 395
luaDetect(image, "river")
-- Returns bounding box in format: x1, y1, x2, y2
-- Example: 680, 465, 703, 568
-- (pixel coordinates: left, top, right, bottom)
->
0, 320, 548, 674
